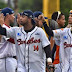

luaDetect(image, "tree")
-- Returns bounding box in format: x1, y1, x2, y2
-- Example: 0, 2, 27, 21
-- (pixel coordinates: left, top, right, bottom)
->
0, 1, 7, 9
18, 0, 42, 12
8, 0, 11, 7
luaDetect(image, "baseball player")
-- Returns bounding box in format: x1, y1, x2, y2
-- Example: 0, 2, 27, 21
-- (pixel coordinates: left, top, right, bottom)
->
33, 11, 54, 72
34, 11, 65, 72
67, 10, 72, 28
52, 27, 72, 72
51, 11, 66, 72
33, 10, 72, 72
0, 7, 17, 72
33, 13, 72, 72
0, 10, 52, 72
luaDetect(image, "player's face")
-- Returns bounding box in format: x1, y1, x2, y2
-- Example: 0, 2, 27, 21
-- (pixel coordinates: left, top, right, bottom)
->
20, 15, 28, 26
57, 15, 66, 27
68, 14, 72, 24
9, 13, 15, 23
17, 15, 22, 27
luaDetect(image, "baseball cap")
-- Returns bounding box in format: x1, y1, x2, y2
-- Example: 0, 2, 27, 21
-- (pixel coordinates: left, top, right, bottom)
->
1, 7, 14, 16
33, 11, 48, 19
22, 10, 34, 19
22, 10, 35, 24
70, 10, 72, 14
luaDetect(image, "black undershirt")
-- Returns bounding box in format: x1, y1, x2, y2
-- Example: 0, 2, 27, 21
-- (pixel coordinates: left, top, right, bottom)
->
44, 45, 52, 58
43, 22, 54, 37
0, 25, 6, 36
24, 25, 35, 33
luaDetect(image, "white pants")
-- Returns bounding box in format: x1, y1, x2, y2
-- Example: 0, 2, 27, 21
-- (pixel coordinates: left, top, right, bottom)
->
17, 63, 26, 72
0, 57, 17, 72
54, 63, 61, 72
67, 64, 72, 72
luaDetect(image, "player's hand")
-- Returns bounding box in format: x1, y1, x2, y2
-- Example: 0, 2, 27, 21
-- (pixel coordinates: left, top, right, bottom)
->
17, 13, 20, 25
47, 63, 55, 72
48, 62, 52, 65
38, 15, 45, 23
0, 13, 4, 26
36, 15, 45, 27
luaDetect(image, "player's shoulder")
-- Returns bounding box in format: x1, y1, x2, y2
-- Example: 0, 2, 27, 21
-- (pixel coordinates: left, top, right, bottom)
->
8, 26, 21, 33
63, 27, 70, 32
59, 28, 70, 35
36, 26, 45, 32
35, 26, 46, 35
55, 28, 69, 32
2, 24, 10, 28
64, 27, 69, 30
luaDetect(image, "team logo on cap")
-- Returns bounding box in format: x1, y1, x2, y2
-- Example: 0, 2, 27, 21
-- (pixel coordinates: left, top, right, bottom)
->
30, 15, 32, 18
12, 11, 14, 13
24, 13, 28, 16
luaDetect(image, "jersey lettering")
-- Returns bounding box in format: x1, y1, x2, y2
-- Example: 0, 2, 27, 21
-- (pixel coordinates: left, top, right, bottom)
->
17, 37, 40, 45
64, 42, 72, 48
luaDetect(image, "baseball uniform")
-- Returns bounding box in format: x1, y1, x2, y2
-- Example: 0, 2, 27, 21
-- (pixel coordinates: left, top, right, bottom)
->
6, 26, 50, 72
0, 24, 17, 72
53, 28, 72, 72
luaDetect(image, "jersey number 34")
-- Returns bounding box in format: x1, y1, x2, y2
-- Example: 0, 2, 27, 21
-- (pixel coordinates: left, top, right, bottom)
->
34, 45, 39, 51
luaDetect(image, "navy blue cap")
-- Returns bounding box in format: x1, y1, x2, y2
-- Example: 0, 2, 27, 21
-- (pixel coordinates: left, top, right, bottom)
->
22, 10, 35, 24
22, 10, 34, 19
33, 11, 48, 19
1, 7, 14, 16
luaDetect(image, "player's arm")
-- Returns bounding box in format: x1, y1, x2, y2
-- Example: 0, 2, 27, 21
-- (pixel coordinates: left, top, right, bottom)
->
43, 21, 61, 39
38, 14, 61, 37
44, 45, 52, 58
0, 25, 6, 36
43, 21, 54, 37
40, 28, 52, 65
0, 13, 6, 36
44, 44, 52, 65
38, 15, 54, 37
0, 24, 15, 39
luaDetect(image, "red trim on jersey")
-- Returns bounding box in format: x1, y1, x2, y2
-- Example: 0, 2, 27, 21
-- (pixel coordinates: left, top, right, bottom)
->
4, 24, 10, 28
4, 24, 15, 44
7, 38, 15, 44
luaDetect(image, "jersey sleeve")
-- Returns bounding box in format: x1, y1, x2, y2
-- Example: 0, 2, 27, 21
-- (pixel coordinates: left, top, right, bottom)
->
6, 27, 15, 39
40, 28, 50, 48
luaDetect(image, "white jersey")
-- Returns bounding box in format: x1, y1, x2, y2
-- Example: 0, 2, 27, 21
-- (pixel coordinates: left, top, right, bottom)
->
0, 24, 16, 58
53, 28, 72, 72
6, 26, 50, 72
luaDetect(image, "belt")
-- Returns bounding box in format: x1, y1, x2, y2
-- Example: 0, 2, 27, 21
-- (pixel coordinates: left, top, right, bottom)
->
13, 56, 17, 59
0, 56, 17, 59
